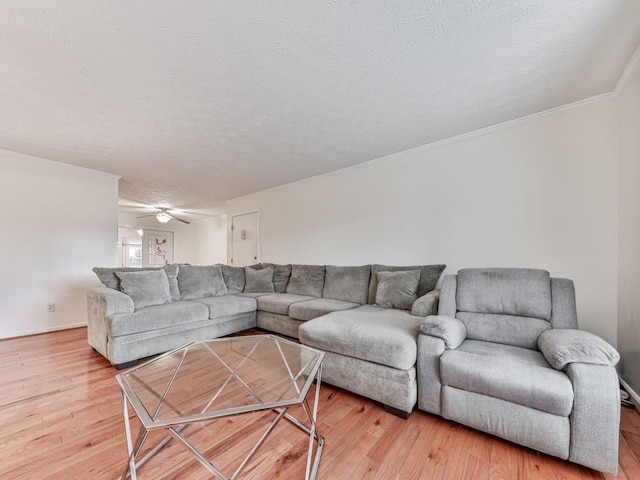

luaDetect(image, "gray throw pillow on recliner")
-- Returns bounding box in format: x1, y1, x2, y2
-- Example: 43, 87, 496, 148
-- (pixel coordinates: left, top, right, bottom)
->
178, 264, 228, 300
375, 270, 421, 310
116, 269, 172, 309
244, 266, 275, 293
286, 265, 325, 297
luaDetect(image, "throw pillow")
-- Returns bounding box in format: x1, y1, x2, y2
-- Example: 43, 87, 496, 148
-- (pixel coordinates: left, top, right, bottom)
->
375, 269, 421, 310
93, 266, 158, 290
177, 264, 228, 300
368, 264, 446, 304
286, 265, 325, 297
116, 270, 172, 309
222, 265, 246, 294
244, 266, 275, 293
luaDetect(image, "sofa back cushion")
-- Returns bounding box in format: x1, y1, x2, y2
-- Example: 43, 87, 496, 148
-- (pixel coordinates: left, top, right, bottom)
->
178, 264, 228, 300
93, 265, 180, 301
374, 270, 420, 310
260, 263, 292, 293
455, 268, 553, 349
116, 269, 172, 309
94, 266, 158, 290
286, 265, 325, 297
244, 266, 275, 293
322, 265, 371, 304
221, 265, 245, 294
367, 264, 446, 304
163, 264, 181, 301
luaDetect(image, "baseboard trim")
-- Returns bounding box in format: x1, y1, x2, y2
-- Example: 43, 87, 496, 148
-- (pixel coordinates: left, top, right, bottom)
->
619, 377, 640, 412
0, 322, 87, 340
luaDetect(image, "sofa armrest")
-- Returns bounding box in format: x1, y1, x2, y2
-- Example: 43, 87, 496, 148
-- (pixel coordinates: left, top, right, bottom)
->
419, 315, 467, 349
538, 329, 620, 370
411, 289, 440, 317
417, 334, 446, 415
88, 287, 135, 316
566, 362, 620, 473
87, 287, 134, 357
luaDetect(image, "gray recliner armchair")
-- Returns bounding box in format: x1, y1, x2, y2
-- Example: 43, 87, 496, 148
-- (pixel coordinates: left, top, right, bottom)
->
417, 268, 620, 473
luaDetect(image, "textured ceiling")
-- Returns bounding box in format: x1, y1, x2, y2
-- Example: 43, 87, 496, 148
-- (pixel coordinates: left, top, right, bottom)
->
1, 1, 639, 215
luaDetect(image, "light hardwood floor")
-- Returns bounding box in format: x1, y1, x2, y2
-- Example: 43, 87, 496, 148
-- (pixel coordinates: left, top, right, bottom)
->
1, 327, 639, 480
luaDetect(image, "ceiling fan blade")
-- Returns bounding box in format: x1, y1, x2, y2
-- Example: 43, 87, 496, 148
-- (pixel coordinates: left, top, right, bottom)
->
170, 214, 190, 224
137, 214, 156, 218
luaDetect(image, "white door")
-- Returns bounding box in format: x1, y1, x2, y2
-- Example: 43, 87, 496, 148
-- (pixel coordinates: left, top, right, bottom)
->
231, 212, 258, 266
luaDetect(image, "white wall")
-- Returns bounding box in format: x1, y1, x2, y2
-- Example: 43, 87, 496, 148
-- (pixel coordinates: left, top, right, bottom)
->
227, 98, 619, 345
0, 151, 119, 338
617, 63, 640, 393
193, 215, 228, 265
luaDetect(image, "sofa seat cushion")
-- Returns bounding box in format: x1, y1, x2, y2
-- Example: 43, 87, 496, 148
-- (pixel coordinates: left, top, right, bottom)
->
440, 340, 574, 416
108, 301, 209, 337
299, 305, 422, 370
191, 295, 257, 320
288, 298, 360, 321
257, 293, 317, 315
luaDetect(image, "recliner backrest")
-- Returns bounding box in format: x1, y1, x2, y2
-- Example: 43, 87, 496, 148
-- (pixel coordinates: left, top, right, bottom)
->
438, 268, 578, 350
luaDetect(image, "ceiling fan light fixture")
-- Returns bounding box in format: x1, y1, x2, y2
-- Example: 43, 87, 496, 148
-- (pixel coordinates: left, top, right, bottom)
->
156, 211, 172, 223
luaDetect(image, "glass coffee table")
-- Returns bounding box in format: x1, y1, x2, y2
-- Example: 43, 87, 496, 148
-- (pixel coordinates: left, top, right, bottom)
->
115, 335, 325, 480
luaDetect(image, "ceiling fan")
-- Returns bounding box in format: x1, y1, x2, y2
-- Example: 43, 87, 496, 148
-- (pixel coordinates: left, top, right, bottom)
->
137, 207, 191, 224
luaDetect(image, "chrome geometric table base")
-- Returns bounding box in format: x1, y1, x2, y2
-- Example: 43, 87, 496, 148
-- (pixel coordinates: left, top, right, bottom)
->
116, 336, 324, 480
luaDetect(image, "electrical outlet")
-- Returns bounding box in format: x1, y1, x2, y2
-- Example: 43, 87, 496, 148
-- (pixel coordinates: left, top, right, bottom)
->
47, 303, 55, 312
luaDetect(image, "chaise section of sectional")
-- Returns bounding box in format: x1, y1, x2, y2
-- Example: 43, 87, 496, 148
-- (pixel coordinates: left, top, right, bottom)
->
299, 305, 423, 417
298, 263, 446, 417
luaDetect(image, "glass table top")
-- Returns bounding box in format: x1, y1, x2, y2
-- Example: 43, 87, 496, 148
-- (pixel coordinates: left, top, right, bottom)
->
116, 335, 324, 428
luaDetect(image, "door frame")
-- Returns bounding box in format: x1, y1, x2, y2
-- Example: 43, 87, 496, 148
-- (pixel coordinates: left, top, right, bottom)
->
229, 211, 259, 266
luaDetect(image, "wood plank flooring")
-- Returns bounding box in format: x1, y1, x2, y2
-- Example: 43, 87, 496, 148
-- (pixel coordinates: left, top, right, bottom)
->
1, 327, 639, 480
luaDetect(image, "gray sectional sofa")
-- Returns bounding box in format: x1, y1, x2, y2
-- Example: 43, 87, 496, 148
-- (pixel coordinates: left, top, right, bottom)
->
87, 262, 445, 417
87, 263, 621, 473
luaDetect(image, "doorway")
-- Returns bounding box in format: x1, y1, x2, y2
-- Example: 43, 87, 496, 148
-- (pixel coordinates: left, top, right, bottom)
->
117, 227, 174, 267
230, 212, 258, 266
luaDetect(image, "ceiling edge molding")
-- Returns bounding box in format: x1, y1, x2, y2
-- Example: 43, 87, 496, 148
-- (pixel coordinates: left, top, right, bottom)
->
226, 90, 617, 206
615, 41, 640, 96
0, 147, 122, 181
